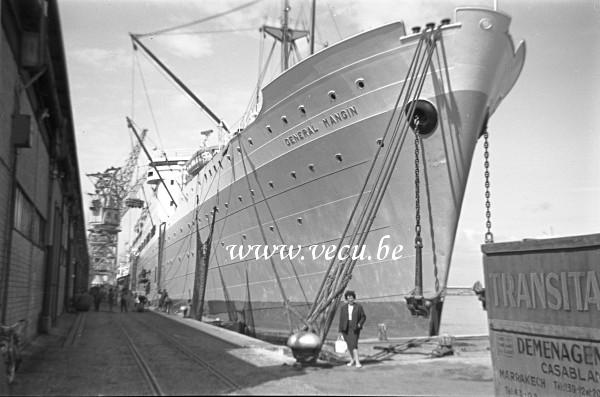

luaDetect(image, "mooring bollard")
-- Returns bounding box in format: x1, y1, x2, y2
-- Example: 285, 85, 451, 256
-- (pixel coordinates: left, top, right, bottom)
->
377, 323, 388, 341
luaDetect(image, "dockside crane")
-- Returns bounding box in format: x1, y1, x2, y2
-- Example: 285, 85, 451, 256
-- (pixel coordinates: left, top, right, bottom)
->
87, 129, 147, 286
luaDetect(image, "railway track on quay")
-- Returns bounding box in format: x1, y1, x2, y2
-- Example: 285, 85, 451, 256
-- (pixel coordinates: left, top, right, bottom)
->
116, 312, 242, 395
10, 310, 302, 396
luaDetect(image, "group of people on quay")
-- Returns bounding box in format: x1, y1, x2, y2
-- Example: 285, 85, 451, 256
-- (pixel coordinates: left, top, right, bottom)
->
72, 285, 153, 313
70, 285, 193, 317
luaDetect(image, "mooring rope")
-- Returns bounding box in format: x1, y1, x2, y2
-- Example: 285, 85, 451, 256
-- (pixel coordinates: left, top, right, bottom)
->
306, 25, 441, 341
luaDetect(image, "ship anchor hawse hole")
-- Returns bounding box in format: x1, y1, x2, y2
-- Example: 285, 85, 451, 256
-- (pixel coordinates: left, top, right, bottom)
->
405, 99, 438, 135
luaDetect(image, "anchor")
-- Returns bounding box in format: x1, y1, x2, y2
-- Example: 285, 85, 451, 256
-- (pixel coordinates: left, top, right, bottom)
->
404, 234, 434, 317
404, 114, 436, 319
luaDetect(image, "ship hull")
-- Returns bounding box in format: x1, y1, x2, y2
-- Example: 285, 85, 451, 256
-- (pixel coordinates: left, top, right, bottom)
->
132, 8, 525, 341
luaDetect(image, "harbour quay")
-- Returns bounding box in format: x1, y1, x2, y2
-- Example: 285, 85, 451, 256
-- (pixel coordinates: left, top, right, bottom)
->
8, 301, 494, 396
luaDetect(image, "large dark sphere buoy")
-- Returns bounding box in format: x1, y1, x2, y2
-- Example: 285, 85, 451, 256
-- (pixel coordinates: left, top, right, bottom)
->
404, 99, 438, 135
287, 331, 322, 363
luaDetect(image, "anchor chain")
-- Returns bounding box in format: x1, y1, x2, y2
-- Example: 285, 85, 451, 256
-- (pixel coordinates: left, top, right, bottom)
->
405, 118, 431, 317
414, 118, 423, 259
471, 127, 494, 311
483, 129, 493, 243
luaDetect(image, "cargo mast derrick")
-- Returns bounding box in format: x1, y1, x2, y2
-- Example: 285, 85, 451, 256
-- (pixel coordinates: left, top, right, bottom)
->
87, 129, 147, 286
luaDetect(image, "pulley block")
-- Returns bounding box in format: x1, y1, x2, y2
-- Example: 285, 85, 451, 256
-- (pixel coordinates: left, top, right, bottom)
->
404, 294, 433, 317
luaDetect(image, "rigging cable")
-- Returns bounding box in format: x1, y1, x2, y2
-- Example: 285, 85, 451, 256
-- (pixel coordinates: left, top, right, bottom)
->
133, 53, 165, 153
192, 154, 238, 321
237, 143, 311, 332
136, 0, 264, 38
237, 143, 311, 309
158, 27, 257, 35
306, 26, 440, 340
327, 5, 343, 41
308, 29, 431, 320
131, 53, 189, 200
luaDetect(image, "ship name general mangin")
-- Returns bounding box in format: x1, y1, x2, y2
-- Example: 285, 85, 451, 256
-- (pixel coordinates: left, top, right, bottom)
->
284, 105, 358, 146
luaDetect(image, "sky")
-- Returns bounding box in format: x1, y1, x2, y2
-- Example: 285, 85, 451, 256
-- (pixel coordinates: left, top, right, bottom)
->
58, 0, 600, 287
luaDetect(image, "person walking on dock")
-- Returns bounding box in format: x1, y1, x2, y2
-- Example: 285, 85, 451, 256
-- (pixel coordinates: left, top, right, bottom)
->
158, 289, 166, 311
92, 286, 102, 312
107, 288, 115, 312
120, 289, 129, 312
338, 290, 366, 368
163, 291, 172, 314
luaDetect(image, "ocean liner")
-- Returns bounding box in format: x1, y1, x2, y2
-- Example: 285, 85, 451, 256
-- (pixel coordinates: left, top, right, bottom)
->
125, 3, 526, 343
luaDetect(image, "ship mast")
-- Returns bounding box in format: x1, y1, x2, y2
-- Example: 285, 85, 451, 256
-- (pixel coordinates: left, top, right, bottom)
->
282, 0, 290, 70
260, 0, 310, 72
310, 0, 316, 55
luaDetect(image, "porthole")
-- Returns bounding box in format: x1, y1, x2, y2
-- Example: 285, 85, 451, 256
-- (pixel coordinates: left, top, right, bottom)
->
298, 105, 306, 116
328, 90, 337, 101
266, 125, 272, 133
281, 115, 288, 124
355, 78, 365, 89
335, 153, 343, 162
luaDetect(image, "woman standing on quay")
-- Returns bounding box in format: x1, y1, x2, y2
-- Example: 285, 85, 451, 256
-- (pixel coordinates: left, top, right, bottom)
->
338, 290, 366, 367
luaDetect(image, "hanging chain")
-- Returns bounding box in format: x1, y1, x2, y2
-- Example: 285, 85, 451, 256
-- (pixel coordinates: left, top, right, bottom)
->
483, 129, 494, 243
414, 118, 422, 248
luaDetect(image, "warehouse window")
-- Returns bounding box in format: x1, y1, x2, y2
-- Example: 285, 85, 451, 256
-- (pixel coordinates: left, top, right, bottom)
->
13, 186, 45, 246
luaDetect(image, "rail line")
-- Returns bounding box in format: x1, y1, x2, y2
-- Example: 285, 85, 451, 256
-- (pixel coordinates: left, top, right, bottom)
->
115, 313, 241, 395
129, 313, 242, 391
116, 317, 165, 396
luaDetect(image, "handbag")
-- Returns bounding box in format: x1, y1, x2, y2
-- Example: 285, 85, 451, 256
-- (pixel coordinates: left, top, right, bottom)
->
335, 335, 348, 354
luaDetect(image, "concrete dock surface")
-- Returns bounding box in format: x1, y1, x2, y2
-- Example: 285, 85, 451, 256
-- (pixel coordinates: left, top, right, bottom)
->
9, 308, 494, 396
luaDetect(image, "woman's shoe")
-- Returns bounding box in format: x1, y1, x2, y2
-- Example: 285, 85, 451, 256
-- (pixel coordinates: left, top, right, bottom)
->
355, 363, 362, 368
346, 361, 354, 367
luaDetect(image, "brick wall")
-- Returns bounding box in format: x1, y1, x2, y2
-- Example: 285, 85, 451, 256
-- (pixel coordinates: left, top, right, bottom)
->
1, 0, 89, 340
1, 10, 52, 338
